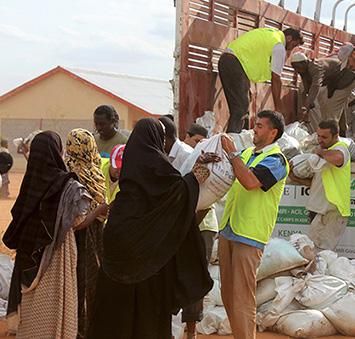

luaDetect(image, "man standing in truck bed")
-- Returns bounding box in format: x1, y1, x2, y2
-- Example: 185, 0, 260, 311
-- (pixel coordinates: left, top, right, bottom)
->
218, 27, 304, 133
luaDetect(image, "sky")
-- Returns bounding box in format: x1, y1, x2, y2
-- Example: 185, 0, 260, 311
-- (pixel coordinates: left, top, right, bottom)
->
0, 0, 354, 95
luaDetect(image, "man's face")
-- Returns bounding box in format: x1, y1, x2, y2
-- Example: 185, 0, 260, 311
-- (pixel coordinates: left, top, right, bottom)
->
291, 61, 307, 74
253, 117, 277, 147
285, 36, 301, 52
317, 128, 338, 149
94, 114, 115, 140
185, 134, 205, 148
109, 166, 121, 182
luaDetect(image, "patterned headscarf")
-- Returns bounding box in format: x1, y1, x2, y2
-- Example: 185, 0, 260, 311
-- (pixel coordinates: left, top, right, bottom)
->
65, 128, 106, 210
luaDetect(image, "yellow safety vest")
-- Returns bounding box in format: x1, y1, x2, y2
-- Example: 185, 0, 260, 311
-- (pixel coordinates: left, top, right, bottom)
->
321, 141, 351, 217
101, 158, 120, 205
220, 145, 289, 244
228, 28, 285, 83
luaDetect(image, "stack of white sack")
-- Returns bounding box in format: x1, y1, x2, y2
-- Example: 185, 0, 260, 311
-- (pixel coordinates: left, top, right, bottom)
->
180, 134, 235, 211
197, 235, 355, 337
0, 254, 14, 317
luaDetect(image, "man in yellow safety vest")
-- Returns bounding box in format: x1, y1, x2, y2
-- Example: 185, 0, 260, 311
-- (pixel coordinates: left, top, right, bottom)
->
220, 110, 289, 339
218, 27, 303, 133
289, 119, 350, 251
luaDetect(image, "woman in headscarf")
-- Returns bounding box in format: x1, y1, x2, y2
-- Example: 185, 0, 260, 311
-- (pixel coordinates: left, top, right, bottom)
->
88, 118, 218, 339
65, 128, 107, 339
3, 131, 107, 338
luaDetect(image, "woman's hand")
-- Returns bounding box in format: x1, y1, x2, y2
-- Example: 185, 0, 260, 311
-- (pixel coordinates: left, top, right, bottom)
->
196, 151, 221, 164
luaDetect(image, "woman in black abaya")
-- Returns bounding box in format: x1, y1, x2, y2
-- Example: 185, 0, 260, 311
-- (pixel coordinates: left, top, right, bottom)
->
89, 118, 216, 339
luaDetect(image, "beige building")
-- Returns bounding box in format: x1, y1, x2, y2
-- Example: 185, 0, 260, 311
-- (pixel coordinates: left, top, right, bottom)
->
0, 66, 172, 168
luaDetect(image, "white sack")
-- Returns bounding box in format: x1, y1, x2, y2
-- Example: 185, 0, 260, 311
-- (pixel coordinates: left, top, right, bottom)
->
318, 250, 338, 267
204, 279, 223, 308
307, 154, 327, 172
323, 292, 355, 336
180, 134, 235, 210
0, 298, 7, 317
218, 316, 232, 335
196, 306, 226, 335
256, 277, 305, 329
208, 264, 219, 281
0, 254, 14, 300
257, 238, 309, 281
171, 312, 185, 339
296, 274, 348, 310
339, 136, 355, 161
256, 278, 277, 307
277, 133, 301, 159
209, 238, 219, 265
314, 255, 328, 275
274, 310, 337, 338
228, 130, 254, 150
290, 154, 314, 179
285, 122, 310, 141
289, 234, 315, 261
196, 111, 216, 137
299, 132, 319, 154
328, 256, 355, 284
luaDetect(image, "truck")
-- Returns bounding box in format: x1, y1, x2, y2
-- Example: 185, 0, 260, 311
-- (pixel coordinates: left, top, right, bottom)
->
173, 0, 355, 257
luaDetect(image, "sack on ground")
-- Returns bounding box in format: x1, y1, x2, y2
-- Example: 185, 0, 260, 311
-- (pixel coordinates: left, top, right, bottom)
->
256, 278, 277, 307
289, 234, 315, 261
180, 134, 235, 210
328, 256, 355, 284
322, 292, 355, 336
196, 306, 227, 335
0, 253, 14, 300
273, 310, 337, 338
257, 238, 309, 281
204, 279, 223, 308
295, 274, 348, 310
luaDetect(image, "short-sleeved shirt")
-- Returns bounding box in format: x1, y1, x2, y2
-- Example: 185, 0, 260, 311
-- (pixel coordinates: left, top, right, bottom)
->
220, 143, 288, 249
271, 43, 287, 76
169, 139, 193, 171
94, 130, 128, 158
307, 144, 350, 215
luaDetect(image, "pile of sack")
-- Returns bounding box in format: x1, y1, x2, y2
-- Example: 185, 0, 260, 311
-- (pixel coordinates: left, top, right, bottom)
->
0, 254, 14, 317
198, 234, 355, 338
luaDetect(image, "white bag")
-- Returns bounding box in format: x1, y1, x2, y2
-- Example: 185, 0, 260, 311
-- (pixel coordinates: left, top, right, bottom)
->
196, 111, 216, 137
218, 316, 232, 335
257, 238, 309, 281
180, 134, 235, 210
290, 154, 314, 179
256, 278, 277, 307
171, 312, 185, 339
196, 306, 226, 335
274, 310, 337, 338
339, 137, 355, 161
204, 279, 223, 307
208, 264, 220, 281
277, 133, 301, 159
328, 256, 355, 284
318, 250, 338, 267
314, 255, 328, 275
0, 254, 14, 300
285, 122, 310, 141
296, 274, 348, 310
289, 234, 315, 261
323, 293, 355, 336
228, 130, 254, 150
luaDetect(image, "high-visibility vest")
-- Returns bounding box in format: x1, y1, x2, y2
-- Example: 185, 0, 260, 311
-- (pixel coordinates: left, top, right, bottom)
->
101, 158, 120, 205
219, 145, 289, 244
228, 28, 285, 83
321, 141, 351, 217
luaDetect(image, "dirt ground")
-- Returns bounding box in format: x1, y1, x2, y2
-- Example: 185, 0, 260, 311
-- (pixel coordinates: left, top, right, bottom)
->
0, 172, 353, 339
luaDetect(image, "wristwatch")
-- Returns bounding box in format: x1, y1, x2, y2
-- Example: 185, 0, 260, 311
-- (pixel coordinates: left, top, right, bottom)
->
228, 151, 241, 161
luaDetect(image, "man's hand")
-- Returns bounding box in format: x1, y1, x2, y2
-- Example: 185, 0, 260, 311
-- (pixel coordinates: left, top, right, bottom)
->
221, 134, 237, 154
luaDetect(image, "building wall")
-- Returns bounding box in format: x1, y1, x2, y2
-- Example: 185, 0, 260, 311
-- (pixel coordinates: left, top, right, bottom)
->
0, 71, 149, 169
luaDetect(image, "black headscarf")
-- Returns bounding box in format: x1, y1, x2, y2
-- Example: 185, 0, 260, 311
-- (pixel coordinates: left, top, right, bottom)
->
103, 118, 212, 308
3, 131, 76, 313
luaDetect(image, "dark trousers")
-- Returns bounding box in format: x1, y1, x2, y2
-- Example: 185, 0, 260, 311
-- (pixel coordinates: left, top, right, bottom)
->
181, 231, 216, 323
218, 53, 250, 133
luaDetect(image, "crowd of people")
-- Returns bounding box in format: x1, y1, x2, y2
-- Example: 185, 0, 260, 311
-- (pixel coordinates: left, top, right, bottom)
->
0, 26, 353, 339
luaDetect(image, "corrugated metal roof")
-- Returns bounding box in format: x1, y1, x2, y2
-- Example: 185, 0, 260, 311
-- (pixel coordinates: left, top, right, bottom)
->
66, 67, 173, 116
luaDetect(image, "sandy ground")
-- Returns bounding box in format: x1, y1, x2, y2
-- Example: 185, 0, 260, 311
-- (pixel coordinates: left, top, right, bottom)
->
0, 172, 353, 339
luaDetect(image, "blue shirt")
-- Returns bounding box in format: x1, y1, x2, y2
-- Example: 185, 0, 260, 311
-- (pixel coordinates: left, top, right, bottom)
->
220, 144, 287, 249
